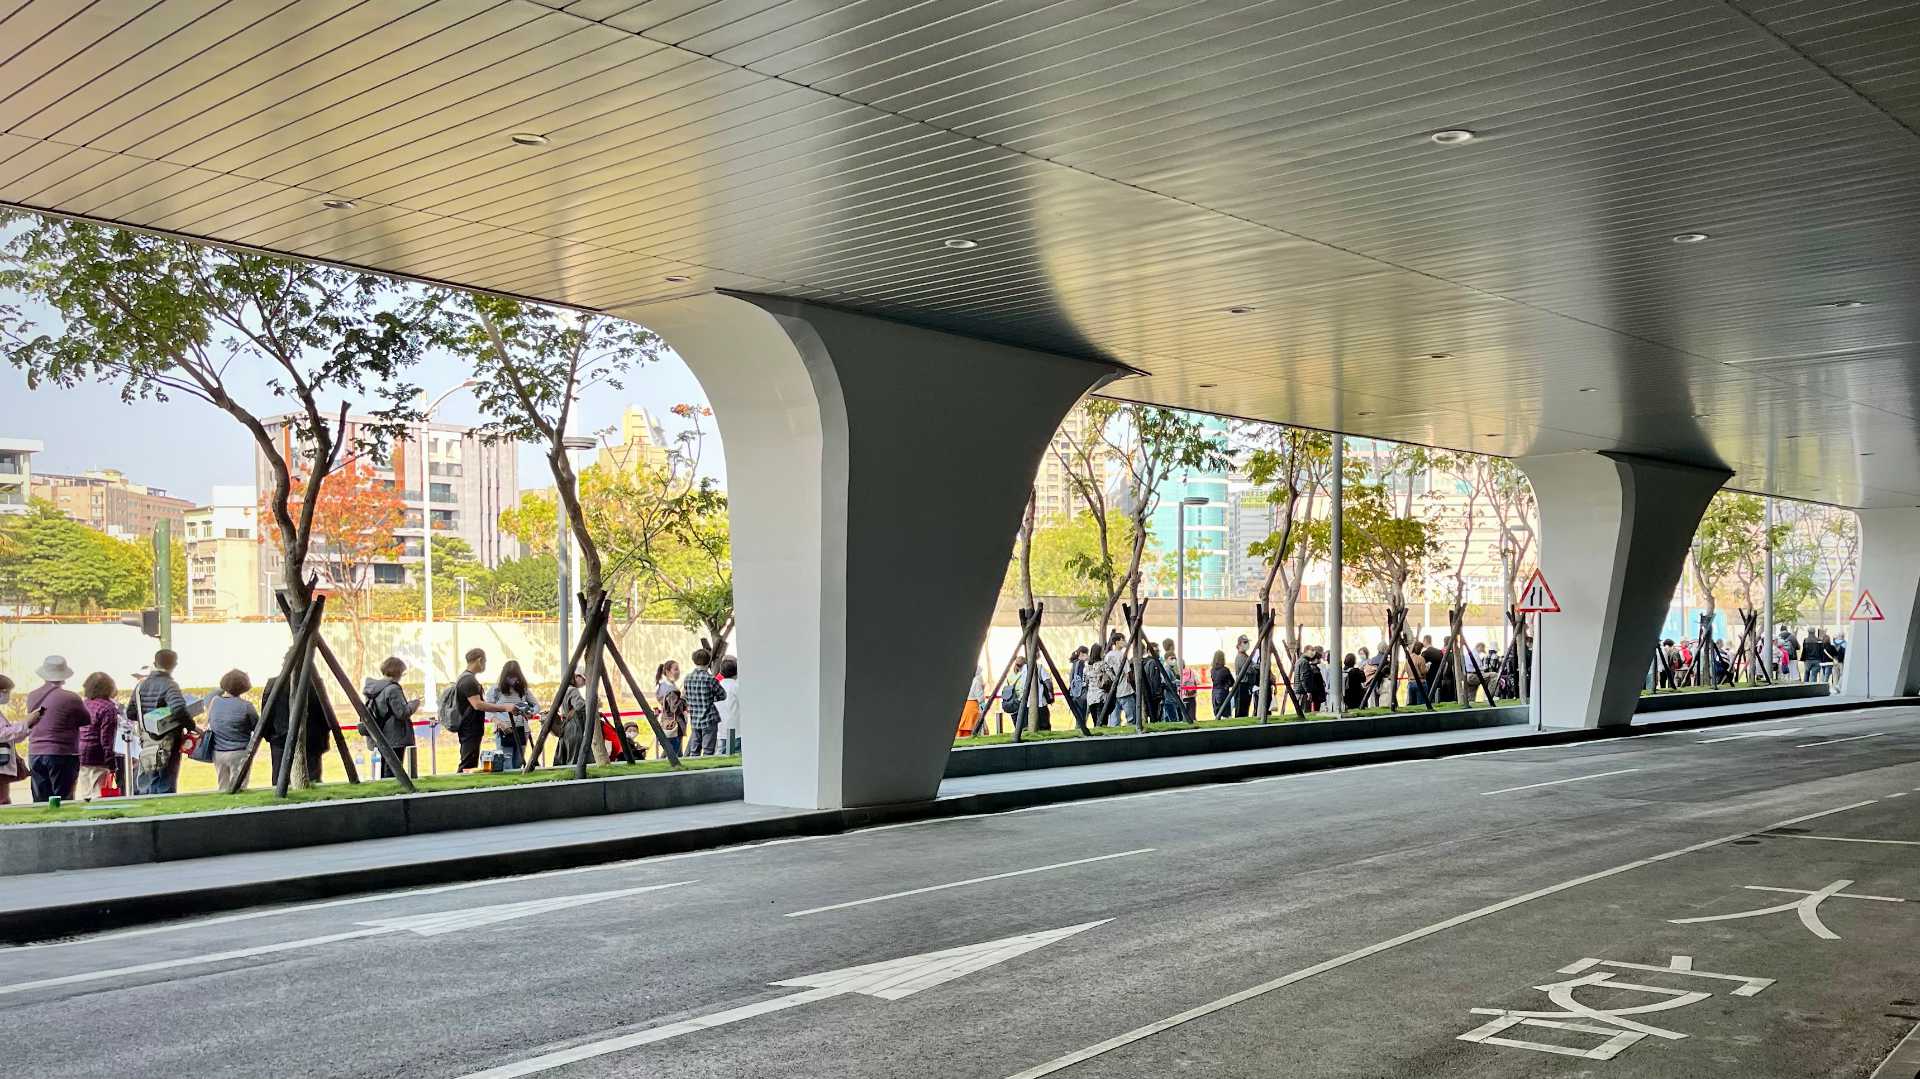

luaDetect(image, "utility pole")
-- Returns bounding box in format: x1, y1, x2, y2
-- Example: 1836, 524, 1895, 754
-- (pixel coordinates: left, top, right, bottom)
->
153, 520, 172, 651
1763, 495, 1776, 679
1329, 436, 1344, 715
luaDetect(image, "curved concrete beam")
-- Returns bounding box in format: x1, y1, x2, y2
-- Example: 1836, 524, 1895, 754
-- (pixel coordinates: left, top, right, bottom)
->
1517, 451, 1729, 727
616, 293, 1120, 808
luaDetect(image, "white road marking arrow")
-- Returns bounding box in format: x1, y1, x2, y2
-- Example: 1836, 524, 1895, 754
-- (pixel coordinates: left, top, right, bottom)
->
1696, 728, 1804, 744
0, 881, 692, 998
456, 920, 1112, 1079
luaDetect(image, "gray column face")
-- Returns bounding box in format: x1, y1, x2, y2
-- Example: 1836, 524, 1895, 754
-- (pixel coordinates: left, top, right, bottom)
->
1516, 452, 1729, 728
1844, 508, 1920, 697
618, 293, 1117, 808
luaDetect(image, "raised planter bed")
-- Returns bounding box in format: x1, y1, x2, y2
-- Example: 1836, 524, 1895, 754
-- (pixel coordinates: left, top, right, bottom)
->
0, 766, 744, 876
943, 706, 1528, 778
1634, 682, 1831, 713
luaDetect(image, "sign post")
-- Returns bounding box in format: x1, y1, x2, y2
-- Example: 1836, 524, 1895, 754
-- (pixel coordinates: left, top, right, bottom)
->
1515, 569, 1561, 730
1848, 590, 1884, 698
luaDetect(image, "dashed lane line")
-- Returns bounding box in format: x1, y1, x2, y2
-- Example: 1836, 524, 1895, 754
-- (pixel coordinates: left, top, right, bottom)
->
1796, 733, 1885, 748
1478, 769, 1640, 796
785, 850, 1155, 918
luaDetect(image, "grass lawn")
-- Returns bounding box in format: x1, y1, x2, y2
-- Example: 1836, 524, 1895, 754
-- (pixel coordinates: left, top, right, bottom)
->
954, 697, 1524, 746
0, 755, 740, 825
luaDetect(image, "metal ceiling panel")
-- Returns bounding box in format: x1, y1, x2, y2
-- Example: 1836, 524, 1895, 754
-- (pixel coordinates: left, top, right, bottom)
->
3, 0, 1919, 508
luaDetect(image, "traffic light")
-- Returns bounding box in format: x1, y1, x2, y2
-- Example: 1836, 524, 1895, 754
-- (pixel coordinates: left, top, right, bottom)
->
119, 608, 160, 638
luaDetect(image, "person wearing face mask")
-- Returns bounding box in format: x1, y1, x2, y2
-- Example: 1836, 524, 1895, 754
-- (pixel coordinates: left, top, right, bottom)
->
0, 674, 25, 805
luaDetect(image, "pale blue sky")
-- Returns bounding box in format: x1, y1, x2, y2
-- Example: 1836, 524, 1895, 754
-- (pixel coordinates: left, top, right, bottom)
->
1, 292, 724, 504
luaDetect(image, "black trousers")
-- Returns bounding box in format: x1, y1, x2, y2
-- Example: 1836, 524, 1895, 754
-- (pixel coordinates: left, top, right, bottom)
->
458, 722, 485, 771
30, 754, 79, 802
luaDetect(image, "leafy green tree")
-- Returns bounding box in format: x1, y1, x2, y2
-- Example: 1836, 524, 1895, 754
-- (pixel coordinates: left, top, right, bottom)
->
1242, 426, 1332, 648
0, 214, 424, 620
0, 502, 148, 613
422, 293, 659, 613
1689, 492, 1774, 621
488, 553, 561, 615
1001, 512, 1142, 613
1105, 405, 1233, 630
1309, 447, 1438, 620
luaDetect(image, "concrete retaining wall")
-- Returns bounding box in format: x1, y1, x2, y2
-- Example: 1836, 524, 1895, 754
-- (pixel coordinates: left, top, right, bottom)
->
943, 707, 1528, 778
1633, 682, 1831, 713
0, 767, 743, 876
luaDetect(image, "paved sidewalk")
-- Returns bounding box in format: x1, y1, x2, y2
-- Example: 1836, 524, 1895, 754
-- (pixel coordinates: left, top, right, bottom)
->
0, 692, 1903, 942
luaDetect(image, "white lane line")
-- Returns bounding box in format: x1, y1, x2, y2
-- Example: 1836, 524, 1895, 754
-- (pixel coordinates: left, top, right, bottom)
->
1765, 833, 1920, 847
1796, 733, 1885, 748
0, 882, 694, 998
1696, 728, 1802, 744
785, 850, 1154, 918
1891, 793, 1909, 798
1478, 769, 1640, 796
1001, 798, 1879, 1079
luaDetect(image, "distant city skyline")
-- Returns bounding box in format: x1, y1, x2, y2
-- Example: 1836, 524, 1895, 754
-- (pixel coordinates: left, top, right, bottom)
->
0, 292, 725, 507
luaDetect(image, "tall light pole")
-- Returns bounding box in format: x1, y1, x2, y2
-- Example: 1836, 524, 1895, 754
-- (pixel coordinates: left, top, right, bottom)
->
1328, 435, 1344, 715
418, 378, 475, 774
556, 434, 597, 673
1176, 495, 1210, 670
1763, 495, 1775, 681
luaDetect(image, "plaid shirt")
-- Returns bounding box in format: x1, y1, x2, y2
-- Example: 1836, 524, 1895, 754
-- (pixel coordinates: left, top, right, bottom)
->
683, 667, 726, 729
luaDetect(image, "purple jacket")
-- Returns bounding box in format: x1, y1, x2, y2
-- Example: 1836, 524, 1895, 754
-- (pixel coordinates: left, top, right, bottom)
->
79, 697, 121, 767
26, 683, 88, 756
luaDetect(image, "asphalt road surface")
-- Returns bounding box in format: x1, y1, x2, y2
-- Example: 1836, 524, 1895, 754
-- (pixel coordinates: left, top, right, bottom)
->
6, 705, 1920, 1079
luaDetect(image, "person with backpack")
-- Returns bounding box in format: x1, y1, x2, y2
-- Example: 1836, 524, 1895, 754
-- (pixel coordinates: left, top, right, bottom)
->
0, 673, 24, 805
362, 657, 418, 780
654, 661, 687, 761
129, 650, 196, 795
448, 648, 515, 772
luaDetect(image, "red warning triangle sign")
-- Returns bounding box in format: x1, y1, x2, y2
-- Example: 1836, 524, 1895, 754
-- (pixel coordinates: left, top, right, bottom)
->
1849, 590, 1884, 621
1515, 568, 1560, 613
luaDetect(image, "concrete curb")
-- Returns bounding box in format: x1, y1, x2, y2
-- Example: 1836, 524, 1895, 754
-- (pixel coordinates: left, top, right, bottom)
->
1634, 682, 1831, 712
0, 768, 745, 876
2, 694, 1908, 943
944, 705, 1528, 777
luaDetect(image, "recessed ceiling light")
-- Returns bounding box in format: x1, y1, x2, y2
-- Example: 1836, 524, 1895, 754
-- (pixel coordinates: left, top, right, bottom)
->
664, 275, 690, 283
942, 238, 978, 250
1860, 451, 1875, 456
319, 198, 356, 210
1824, 299, 1868, 309
1196, 382, 1217, 389
1226, 305, 1255, 314
509, 132, 550, 146
1427, 352, 1452, 359
1484, 432, 1502, 438
1356, 410, 1375, 417
1577, 386, 1597, 393
1430, 129, 1476, 145
1670, 232, 1710, 244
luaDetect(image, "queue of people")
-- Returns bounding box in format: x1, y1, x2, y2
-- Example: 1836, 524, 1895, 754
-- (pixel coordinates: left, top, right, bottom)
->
0, 643, 746, 805
966, 626, 1535, 737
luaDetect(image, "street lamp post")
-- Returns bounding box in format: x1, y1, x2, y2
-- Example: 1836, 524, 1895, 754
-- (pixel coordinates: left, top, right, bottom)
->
556, 435, 597, 674
1175, 495, 1211, 676
418, 379, 475, 775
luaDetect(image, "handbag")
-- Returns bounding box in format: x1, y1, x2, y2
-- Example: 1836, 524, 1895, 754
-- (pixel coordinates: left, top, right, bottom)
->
188, 727, 215, 763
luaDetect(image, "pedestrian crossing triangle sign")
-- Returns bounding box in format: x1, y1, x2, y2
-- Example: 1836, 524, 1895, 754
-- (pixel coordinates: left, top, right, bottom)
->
1850, 590, 1884, 621
1515, 568, 1560, 613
